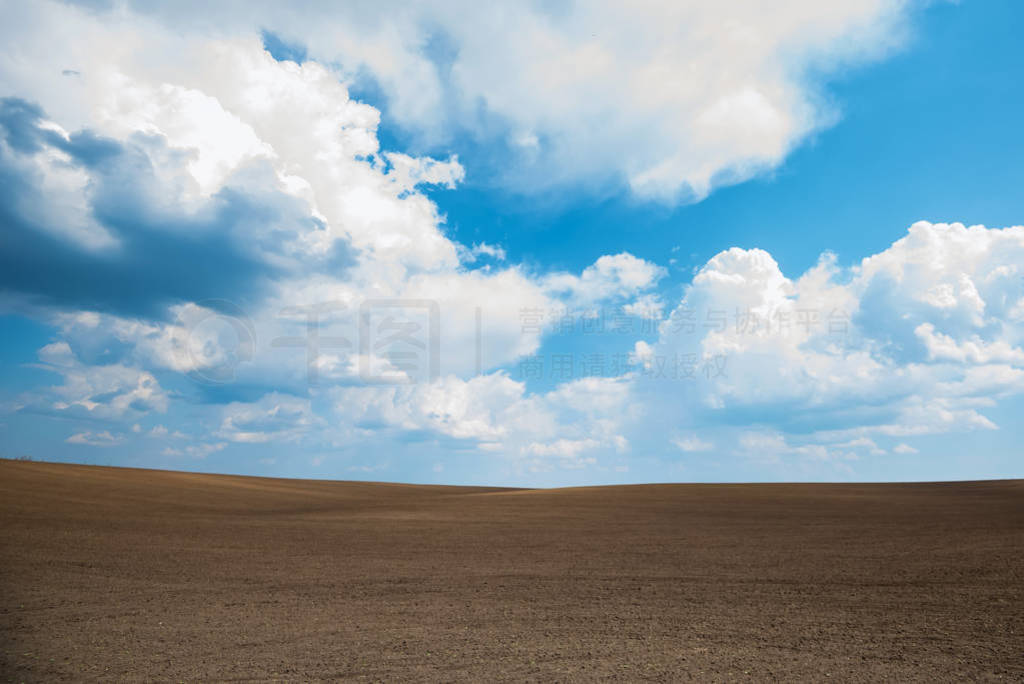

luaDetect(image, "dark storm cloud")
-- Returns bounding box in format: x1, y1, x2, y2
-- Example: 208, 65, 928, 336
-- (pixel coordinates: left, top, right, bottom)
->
0, 97, 354, 320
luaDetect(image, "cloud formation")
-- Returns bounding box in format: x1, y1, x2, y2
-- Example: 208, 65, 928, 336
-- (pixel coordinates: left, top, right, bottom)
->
2, 1, 1022, 483
0, 97, 324, 318
3, 0, 916, 202
635, 221, 1024, 463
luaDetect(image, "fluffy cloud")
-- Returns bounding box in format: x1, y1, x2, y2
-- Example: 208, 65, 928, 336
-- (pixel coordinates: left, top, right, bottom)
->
638, 221, 1024, 460
325, 372, 631, 464
544, 253, 665, 307
623, 295, 665, 320
218, 393, 319, 443
0, 5, 678, 397
111, 0, 915, 201
3, 2, 1023, 481
24, 341, 168, 420
0, 6, 574, 385
0, 96, 342, 318
66, 430, 125, 447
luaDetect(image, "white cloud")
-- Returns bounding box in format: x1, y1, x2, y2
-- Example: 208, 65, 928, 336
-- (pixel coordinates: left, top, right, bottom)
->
459, 242, 507, 264
915, 323, 1024, 365
623, 294, 665, 320
672, 435, 714, 452
382, 151, 464, 191
524, 439, 601, 470
31, 342, 168, 420
544, 253, 665, 306
29, 215, 1024, 478
329, 372, 531, 443
3, 13, 603, 389
147, 425, 187, 439
162, 442, 226, 458
319, 372, 632, 471
642, 221, 1024, 452
218, 393, 318, 443
631, 340, 655, 369
4, 1, 917, 202
66, 430, 124, 447
832, 437, 886, 455
4, 3, 1024, 481
738, 430, 789, 454
735, 430, 858, 468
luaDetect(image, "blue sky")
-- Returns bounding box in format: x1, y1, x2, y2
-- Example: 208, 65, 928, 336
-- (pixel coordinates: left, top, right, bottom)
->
420, 0, 1024, 278
1, 0, 1022, 485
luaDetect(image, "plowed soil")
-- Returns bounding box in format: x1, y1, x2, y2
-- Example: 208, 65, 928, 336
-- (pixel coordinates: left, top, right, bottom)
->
1, 460, 1022, 681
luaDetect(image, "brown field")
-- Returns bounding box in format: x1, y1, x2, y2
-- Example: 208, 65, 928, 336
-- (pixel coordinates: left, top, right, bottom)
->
1, 460, 1022, 681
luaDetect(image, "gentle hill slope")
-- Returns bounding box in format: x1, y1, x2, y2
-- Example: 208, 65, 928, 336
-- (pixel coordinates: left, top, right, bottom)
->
2, 460, 1022, 680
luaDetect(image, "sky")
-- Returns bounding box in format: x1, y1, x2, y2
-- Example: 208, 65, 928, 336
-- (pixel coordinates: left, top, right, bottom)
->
1, 0, 1022, 486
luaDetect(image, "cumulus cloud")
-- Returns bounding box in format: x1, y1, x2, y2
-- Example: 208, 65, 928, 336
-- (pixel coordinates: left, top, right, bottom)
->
23, 341, 168, 420
108, 0, 917, 201
15, 219, 1024, 477
623, 294, 665, 320
3, 2, 1023, 481
0, 5, 585, 388
458, 242, 507, 264
544, 253, 665, 307
637, 221, 1024, 462
66, 430, 125, 447
218, 393, 319, 443
0, 96, 351, 318
143, 424, 187, 440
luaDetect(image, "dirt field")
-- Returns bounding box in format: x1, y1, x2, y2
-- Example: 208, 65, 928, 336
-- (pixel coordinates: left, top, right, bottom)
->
1, 460, 1022, 681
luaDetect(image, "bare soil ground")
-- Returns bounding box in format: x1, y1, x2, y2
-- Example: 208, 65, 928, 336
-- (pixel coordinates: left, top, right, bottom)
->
1, 460, 1022, 681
